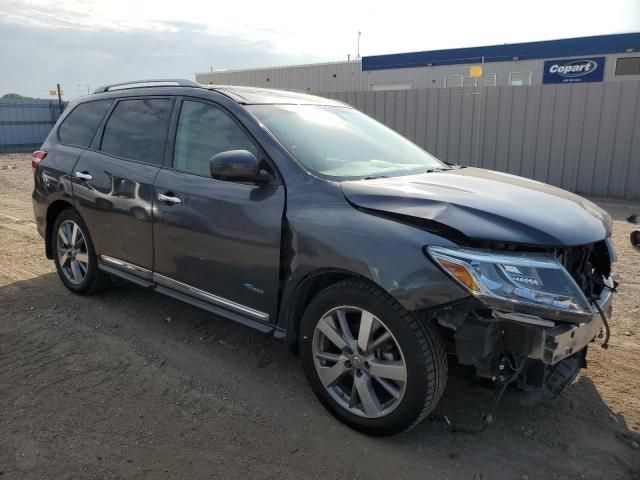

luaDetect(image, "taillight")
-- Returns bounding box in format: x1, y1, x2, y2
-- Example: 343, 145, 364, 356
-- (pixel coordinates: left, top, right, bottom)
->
32, 150, 47, 169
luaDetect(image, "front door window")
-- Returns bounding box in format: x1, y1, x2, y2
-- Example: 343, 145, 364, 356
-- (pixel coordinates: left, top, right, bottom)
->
173, 100, 258, 177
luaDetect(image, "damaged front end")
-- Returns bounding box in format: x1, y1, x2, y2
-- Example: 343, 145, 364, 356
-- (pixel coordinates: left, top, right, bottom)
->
425, 239, 616, 402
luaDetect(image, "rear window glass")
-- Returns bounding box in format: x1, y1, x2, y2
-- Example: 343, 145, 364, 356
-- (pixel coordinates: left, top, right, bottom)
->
58, 100, 112, 148
100, 98, 172, 164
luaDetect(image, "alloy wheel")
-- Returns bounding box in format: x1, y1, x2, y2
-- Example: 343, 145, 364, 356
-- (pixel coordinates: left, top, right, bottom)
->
56, 220, 89, 285
312, 306, 408, 418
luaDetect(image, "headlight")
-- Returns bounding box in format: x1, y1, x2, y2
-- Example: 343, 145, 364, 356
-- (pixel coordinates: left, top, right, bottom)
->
427, 246, 592, 321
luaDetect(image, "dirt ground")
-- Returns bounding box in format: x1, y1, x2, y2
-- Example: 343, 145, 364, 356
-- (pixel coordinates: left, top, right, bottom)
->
1, 152, 639, 480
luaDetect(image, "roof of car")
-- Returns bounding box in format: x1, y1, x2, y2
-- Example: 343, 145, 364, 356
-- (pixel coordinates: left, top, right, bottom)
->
205, 85, 348, 106
90, 79, 348, 107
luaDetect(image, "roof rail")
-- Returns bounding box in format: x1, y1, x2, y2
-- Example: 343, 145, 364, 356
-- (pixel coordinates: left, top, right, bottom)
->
93, 79, 202, 94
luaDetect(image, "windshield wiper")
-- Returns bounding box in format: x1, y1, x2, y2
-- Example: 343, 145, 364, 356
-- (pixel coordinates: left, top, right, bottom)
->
363, 175, 389, 180
441, 161, 467, 169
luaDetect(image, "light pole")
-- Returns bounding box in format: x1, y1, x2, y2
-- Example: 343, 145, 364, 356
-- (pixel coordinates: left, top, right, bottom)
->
473, 56, 485, 167
78, 84, 90, 95
56, 84, 63, 114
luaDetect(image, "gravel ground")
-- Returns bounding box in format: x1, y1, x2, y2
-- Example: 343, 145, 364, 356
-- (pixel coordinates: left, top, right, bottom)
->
1, 152, 639, 479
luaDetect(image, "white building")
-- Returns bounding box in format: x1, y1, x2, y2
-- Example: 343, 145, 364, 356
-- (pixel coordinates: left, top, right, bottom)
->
195, 33, 640, 93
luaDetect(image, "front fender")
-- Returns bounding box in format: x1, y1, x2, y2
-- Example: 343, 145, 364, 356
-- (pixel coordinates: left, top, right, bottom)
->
276, 182, 470, 334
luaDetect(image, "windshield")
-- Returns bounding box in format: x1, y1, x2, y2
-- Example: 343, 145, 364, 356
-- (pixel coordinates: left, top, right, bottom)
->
248, 104, 446, 179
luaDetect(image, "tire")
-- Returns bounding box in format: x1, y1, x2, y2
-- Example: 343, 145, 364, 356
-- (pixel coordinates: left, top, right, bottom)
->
52, 208, 110, 295
299, 279, 447, 436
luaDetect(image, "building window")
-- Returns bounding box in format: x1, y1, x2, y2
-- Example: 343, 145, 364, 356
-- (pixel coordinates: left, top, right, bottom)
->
615, 57, 640, 75
483, 73, 497, 86
460, 73, 496, 87
445, 75, 463, 88
463, 76, 478, 87
370, 82, 411, 91
509, 71, 532, 86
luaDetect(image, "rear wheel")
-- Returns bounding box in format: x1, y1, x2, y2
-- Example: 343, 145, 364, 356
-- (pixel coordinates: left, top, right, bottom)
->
52, 209, 110, 295
300, 279, 447, 436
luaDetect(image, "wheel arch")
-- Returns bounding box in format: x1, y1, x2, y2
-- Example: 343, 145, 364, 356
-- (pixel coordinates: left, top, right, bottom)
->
45, 200, 74, 259
279, 268, 389, 355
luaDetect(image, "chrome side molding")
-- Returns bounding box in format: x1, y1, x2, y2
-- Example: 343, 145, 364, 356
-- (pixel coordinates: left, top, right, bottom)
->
98, 255, 269, 322
152, 273, 269, 322
100, 255, 153, 279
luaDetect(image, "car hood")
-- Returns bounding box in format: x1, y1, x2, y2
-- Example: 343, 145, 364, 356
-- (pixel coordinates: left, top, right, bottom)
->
341, 167, 611, 247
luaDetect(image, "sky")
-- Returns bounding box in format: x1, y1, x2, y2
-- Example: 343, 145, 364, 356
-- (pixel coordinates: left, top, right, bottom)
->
0, 0, 639, 99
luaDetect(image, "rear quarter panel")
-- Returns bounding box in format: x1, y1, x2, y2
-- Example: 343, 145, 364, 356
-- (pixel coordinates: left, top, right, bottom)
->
32, 142, 83, 238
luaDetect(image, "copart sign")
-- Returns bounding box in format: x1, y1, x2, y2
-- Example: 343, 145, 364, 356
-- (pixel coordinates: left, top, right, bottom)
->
543, 57, 605, 84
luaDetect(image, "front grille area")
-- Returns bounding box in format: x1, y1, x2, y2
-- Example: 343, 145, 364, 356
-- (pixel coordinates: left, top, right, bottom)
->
556, 240, 612, 299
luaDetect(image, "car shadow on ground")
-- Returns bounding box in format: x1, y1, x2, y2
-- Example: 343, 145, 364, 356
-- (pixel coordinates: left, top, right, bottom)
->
2, 273, 639, 479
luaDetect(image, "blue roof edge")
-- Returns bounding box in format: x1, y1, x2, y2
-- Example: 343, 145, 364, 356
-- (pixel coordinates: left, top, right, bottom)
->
362, 33, 640, 71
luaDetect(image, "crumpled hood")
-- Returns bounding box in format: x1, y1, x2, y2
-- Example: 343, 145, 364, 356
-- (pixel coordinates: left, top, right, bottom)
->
341, 167, 612, 246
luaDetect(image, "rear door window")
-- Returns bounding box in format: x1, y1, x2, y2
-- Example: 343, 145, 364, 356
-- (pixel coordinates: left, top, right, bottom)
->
173, 100, 258, 177
100, 98, 172, 164
58, 99, 113, 148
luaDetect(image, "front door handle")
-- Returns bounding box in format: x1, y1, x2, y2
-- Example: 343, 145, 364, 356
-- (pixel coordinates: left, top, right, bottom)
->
158, 193, 182, 205
74, 171, 93, 181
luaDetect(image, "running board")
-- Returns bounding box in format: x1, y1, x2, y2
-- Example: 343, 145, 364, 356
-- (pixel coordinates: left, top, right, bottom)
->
154, 285, 273, 334
98, 256, 274, 335
99, 263, 155, 289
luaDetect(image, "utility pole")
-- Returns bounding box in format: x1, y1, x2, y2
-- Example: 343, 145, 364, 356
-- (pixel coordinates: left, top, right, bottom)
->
356, 31, 362, 60
473, 56, 485, 167
56, 83, 63, 114
78, 84, 90, 95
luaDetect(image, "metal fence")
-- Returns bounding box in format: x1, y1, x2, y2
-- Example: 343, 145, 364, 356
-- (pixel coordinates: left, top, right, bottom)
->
1, 85, 638, 198
0, 99, 63, 153
322, 81, 640, 199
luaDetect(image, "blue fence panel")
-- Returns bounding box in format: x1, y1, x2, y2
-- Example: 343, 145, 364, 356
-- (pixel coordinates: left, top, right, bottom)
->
0, 99, 64, 153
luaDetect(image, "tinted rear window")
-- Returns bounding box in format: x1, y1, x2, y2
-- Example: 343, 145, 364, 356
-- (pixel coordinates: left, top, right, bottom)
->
58, 100, 112, 148
100, 98, 172, 164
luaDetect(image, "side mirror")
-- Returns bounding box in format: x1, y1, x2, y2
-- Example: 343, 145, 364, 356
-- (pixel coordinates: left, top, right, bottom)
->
631, 230, 640, 252
209, 150, 273, 184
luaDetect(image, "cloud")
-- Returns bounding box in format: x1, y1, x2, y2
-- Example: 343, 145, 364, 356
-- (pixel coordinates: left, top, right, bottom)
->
158, 21, 210, 33
0, 0, 167, 32
1, 0, 639, 98
0, 19, 312, 99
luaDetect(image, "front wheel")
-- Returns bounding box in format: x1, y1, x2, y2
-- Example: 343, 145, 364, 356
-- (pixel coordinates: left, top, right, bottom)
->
299, 279, 447, 436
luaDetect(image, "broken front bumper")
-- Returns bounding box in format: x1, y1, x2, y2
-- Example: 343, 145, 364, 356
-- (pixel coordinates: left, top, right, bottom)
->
494, 277, 615, 365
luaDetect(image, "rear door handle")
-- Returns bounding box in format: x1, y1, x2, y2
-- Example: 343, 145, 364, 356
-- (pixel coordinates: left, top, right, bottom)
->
157, 193, 182, 204
74, 171, 93, 181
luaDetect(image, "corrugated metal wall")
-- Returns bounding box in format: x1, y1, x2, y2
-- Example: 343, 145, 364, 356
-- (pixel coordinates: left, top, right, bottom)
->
2, 88, 638, 199
0, 100, 63, 153
322, 81, 640, 199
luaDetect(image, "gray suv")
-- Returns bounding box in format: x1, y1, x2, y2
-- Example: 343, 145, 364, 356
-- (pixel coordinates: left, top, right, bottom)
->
32, 79, 616, 435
